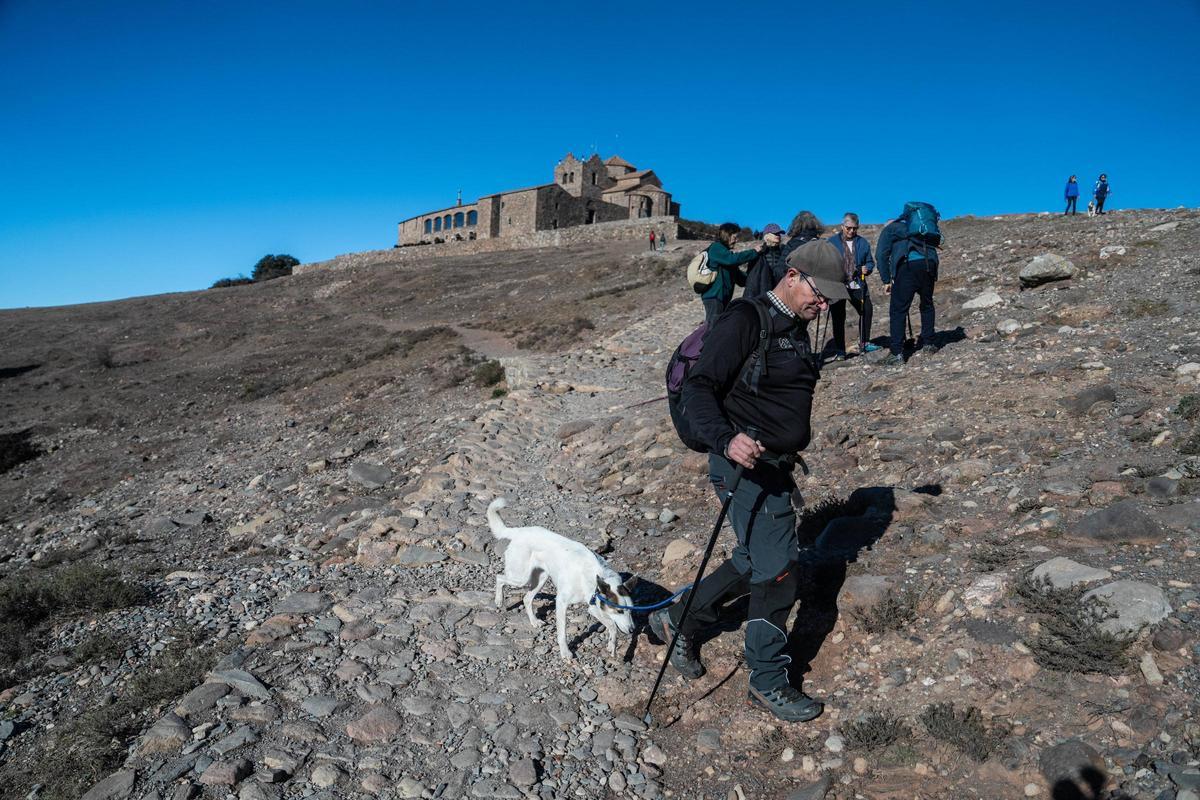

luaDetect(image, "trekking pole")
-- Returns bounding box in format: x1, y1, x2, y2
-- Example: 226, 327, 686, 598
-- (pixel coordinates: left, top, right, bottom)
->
643, 427, 757, 724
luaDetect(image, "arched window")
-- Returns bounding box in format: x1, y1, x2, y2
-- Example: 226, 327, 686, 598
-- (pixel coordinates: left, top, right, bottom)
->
454, 212, 464, 228
444, 214, 452, 230
434, 217, 442, 232
467, 210, 477, 226
424, 219, 432, 234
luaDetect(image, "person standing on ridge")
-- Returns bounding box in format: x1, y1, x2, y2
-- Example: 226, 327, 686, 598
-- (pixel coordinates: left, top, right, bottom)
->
825, 212, 878, 358
1064, 175, 1080, 215
651, 240, 850, 723
876, 202, 942, 365
744, 223, 789, 300
699, 223, 762, 325
1093, 174, 1111, 215
649, 229, 657, 251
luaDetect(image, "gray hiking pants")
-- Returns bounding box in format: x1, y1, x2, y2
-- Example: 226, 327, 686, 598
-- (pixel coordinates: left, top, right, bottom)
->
668, 453, 799, 691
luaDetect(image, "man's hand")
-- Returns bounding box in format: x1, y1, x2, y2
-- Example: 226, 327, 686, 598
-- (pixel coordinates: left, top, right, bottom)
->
725, 433, 765, 469
883, 282, 892, 295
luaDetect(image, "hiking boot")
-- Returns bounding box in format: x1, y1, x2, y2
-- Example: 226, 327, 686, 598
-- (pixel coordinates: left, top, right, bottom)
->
747, 684, 824, 723
920, 343, 940, 355
882, 353, 903, 367
648, 608, 705, 680
860, 342, 882, 353
826, 351, 847, 363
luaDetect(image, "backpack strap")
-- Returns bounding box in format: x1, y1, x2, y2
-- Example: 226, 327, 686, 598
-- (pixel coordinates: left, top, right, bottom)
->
740, 298, 774, 394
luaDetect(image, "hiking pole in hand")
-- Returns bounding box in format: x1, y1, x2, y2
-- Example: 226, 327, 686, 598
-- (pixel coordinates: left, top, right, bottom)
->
643, 428, 757, 725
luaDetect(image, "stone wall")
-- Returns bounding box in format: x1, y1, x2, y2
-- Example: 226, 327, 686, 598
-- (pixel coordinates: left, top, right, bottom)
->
295, 215, 683, 275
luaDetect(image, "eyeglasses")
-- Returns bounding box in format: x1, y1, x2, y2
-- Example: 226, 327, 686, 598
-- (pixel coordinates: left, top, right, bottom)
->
843, 226, 858, 231
800, 274, 828, 304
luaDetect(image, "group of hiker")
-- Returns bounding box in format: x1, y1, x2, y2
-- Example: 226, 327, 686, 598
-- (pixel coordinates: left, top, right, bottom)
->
655, 202, 944, 723
691, 206, 941, 366
1064, 173, 1112, 215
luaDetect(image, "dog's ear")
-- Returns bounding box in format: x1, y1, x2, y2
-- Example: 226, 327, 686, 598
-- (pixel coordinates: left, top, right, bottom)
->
596, 576, 619, 602
620, 575, 640, 595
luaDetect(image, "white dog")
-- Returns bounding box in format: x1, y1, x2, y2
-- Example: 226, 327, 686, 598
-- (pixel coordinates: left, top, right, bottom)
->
488, 498, 636, 660
1087, 199, 1097, 217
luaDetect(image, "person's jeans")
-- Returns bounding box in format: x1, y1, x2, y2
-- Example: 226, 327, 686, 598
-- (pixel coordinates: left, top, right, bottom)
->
1065, 197, 1077, 215
1096, 195, 1107, 214
703, 297, 727, 327
829, 285, 873, 352
889, 259, 936, 355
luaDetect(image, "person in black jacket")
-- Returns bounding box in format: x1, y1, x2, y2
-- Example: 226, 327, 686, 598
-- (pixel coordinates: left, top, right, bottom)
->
743, 222, 788, 300
650, 240, 849, 724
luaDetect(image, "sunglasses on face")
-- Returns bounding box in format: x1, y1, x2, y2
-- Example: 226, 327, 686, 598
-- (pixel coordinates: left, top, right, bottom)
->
844, 226, 858, 231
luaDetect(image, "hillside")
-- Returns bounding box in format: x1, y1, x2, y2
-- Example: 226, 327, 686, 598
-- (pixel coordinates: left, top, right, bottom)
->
1, 209, 1199, 800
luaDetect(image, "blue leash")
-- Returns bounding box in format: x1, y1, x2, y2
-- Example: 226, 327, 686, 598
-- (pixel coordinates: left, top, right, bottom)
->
591, 584, 691, 613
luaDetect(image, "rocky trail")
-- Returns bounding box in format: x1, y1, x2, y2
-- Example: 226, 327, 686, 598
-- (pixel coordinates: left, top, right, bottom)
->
2, 209, 1200, 800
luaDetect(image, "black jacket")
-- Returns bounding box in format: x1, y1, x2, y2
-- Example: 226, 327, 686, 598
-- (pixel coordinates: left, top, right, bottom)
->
743, 245, 788, 300
681, 298, 818, 458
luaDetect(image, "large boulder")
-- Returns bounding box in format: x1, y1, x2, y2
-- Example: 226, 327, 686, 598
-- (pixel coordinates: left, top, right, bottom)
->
1082, 580, 1171, 636
1031, 557, 1111, 590
1068, 500, 1166, 545
1020, 254, 1076, 288
1060, 384, 1117, 416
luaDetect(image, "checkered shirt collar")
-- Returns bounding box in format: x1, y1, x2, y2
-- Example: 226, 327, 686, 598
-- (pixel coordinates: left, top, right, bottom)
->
765, 291, 795, 319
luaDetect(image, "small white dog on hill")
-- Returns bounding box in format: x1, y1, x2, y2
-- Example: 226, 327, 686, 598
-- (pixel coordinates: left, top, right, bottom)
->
488, 497, 636, 660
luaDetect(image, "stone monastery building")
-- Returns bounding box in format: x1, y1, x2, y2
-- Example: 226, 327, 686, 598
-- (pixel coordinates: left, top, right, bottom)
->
397, 153, 679, 246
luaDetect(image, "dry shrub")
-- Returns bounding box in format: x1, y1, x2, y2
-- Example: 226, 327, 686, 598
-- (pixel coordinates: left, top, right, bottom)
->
856, 587, 921, 634
3, 628, 223, 800
920, 703, 1010, 762
1015, 572, 1134, 674
842, 711, 911, 751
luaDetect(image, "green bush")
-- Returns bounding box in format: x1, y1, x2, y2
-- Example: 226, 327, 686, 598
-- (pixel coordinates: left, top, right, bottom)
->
210, 275, 253, 289
1176, 394, 1200, 421
472, 359, 506, 387
251, 254, 299, 282
0, 564, 146, 677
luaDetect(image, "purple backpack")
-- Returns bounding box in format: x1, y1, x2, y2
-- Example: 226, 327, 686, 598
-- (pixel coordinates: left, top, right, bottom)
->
666, 299, 772, 452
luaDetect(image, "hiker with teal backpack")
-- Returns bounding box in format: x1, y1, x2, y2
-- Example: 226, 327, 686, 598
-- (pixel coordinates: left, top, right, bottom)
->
697, 223, 762, 325
876, 202, 942, 365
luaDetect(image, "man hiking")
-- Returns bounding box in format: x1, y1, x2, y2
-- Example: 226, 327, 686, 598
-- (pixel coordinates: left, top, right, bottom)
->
825, 212, 878, 358
651, 240, 849, 723
876, 202, 942, 365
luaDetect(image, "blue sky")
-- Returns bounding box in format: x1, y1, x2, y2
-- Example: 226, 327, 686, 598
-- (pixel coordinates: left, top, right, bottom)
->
2, 0, 1198, 309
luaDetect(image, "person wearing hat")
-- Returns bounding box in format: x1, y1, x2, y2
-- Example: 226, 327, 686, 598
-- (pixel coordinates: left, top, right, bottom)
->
650, 240, 848, 724
744, 222, 789, 300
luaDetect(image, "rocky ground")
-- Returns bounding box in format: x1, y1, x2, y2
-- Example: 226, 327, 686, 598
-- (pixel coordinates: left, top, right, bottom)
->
2, 208, 1199, 800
